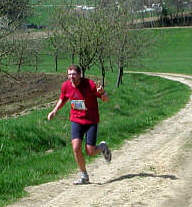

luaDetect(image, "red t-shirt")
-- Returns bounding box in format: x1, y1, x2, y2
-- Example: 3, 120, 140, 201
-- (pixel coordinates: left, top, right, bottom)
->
59, 78, 102, 124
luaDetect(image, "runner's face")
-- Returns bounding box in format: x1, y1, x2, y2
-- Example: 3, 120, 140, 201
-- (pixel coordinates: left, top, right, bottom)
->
68, 69, 81, 86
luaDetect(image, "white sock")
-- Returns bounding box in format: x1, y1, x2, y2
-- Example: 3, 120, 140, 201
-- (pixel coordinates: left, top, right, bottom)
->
81, 171, 89, 179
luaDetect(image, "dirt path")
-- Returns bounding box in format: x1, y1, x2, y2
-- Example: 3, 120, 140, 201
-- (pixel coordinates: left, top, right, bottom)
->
7, 72, 192, 207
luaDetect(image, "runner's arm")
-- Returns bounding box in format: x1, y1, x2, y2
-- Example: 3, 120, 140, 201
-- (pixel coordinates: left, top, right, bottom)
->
96, 84, 109, 102
48, 98, 66, 120
100, 91, 109, 102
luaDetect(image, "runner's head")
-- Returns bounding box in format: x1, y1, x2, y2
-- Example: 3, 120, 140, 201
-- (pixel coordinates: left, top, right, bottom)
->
67, 65, 81, 87
67, 65, 81, 74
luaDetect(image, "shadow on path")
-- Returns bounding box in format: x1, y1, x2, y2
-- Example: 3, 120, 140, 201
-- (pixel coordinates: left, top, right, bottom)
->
91, 173, 178, 185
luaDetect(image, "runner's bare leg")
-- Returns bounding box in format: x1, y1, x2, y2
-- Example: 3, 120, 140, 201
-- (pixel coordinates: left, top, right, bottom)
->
72, 139, 86, 172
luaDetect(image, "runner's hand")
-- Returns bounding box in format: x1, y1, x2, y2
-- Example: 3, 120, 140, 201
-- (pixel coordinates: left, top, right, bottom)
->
96, 82, 105, 95
48, 111, 56, 120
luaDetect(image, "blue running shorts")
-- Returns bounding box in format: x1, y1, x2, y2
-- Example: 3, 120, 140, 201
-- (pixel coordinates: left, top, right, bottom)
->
71, 122, 98, 146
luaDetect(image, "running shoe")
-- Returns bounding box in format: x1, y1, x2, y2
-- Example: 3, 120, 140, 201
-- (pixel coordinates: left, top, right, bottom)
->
73, 174, 90, 185
99, 141, 112, 162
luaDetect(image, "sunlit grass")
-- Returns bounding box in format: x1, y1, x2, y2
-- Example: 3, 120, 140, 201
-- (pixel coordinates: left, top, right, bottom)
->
132, 28, 192, 75
29, 0, 99, 25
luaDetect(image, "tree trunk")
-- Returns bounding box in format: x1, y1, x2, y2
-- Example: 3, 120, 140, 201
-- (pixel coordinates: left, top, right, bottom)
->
81, 66, 86, 78
17, 57, 22, 72
109, 57, 113, 72
116, 65, 123, 88
55, 53, 58, 72
99, 55, 105, 87
35, 54, 38, 71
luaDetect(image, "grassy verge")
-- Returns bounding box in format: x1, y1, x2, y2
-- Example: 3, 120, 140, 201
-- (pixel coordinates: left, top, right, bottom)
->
0, 72, 191, 206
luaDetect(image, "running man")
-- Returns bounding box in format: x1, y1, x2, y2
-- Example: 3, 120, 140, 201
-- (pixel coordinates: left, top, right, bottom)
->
48, 64, 111, 185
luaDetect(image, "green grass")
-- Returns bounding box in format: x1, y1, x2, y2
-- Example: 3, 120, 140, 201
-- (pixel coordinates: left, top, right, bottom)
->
0, 71, 191, 206
132, 28, 192, 75
28, 6, 53, 25
5, 52, 72, 73
28, 0, 99, 25
30, 0, 98, 5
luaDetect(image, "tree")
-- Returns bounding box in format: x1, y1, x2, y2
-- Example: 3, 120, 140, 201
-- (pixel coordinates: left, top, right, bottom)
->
30, 39, 43, 71
0, 0, 31, 25
0, 37, 14, 72
159, 0, 191, 26
7, 32, 38, 72
108, 0, 157, 87
46, 33, 66, 72
50, 1, 158, 87
99, 0, 116, 8
52, 6, 112, 78
0, 0, 32, 76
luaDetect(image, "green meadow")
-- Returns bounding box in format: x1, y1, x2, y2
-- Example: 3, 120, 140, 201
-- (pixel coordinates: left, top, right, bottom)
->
134, 28, 192, 75
0, 26, 192, 206
29, 0, 99, 25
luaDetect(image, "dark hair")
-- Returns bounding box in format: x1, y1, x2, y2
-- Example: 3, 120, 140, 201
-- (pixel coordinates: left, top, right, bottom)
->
67, 65, 81, 74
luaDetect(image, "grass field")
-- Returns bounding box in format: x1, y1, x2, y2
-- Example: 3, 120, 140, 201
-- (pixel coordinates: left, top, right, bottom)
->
29, 0, 98, 25
1, 26, 192, 206
30, 0, 96, 5
133, 28, 192, 75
